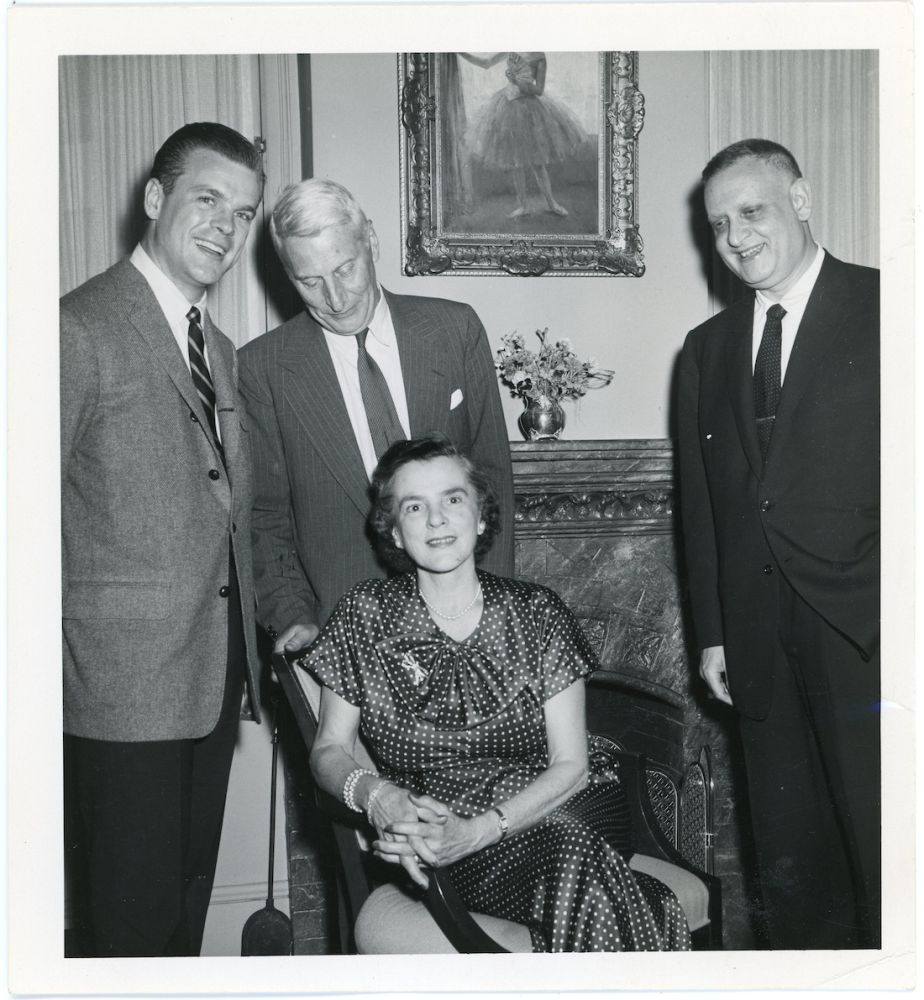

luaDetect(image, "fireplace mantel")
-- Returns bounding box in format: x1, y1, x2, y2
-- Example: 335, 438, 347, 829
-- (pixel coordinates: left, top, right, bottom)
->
510, 439, 675, 536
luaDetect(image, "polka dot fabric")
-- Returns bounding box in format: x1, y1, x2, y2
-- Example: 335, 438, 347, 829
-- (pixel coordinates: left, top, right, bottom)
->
303, 571, 691, 952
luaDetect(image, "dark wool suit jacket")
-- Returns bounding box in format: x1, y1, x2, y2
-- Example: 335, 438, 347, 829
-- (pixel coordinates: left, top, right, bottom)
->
61, 259, 261, 740
677, 253, 880, 720
238, 290, 516, 636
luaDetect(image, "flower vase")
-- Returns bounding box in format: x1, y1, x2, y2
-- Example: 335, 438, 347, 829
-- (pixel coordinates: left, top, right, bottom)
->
518, 398, 565, 441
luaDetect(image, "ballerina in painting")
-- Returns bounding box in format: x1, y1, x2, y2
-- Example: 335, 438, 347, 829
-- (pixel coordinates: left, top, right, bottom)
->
459, 52, 586, 219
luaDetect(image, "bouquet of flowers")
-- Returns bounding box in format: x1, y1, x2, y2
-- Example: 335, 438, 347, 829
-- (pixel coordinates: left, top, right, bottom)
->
495, 328, 614, 405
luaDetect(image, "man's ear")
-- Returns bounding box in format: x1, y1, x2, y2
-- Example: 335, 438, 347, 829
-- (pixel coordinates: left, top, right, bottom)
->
789, 177, 812, 222
367, 222, 380, 262
143, 178, 164, 222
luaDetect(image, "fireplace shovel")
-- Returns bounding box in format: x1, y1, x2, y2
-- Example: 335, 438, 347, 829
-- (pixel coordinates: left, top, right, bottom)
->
242, 701, 293, 955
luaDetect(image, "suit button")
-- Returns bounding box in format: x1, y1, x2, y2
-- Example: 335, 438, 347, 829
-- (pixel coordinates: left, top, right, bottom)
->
760, 500, 771, 512
763, 564, 774, 575
232, 522, 237, 533
209, 469, 220, 481
219, 586, 230, 598
190, 412, 199, 423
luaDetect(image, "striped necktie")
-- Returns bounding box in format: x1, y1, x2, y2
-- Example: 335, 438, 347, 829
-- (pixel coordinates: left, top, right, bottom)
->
753, 303, 786, 459
187, 306, 221, 450
356, 328, 406, 459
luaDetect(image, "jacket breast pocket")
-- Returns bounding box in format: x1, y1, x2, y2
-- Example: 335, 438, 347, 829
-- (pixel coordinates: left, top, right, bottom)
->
63, 581, 171, 621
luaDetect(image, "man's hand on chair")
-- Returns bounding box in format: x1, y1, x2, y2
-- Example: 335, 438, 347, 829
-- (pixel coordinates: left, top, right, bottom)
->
274, 623, 319, 656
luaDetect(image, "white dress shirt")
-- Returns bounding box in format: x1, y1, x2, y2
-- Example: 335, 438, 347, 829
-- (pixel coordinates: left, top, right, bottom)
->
752, 243, 825, 382
130, 244, 220, 441
323, 288, 411, 478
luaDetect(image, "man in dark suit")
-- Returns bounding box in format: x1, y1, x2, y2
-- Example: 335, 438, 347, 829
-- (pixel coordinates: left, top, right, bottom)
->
61, 123, 265, 956
239, 178, 515, 658
677, 139, 879, 949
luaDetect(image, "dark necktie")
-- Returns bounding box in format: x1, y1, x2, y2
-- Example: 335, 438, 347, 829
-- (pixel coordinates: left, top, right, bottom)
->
753, 303, 787, 459
187, 306, 222, 451
356, 329, 406, 459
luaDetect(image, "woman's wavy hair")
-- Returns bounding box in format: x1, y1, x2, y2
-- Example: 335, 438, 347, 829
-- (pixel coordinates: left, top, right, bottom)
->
369, 435, 501, 573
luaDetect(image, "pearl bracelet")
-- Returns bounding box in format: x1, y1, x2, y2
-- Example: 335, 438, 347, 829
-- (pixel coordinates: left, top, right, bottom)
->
342, 767, 377, 813
365, 779, 389, 825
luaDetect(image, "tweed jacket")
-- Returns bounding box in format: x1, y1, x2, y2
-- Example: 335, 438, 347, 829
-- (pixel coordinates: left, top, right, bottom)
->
61, 258, 261, 740
677, 253, 880, 720
238, 290, 516, 636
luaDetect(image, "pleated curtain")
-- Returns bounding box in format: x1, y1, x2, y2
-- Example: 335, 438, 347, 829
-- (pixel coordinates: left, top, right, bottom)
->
707, 50, 879, 305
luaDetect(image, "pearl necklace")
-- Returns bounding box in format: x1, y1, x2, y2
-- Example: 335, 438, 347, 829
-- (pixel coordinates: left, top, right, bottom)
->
419, 583, 483, 621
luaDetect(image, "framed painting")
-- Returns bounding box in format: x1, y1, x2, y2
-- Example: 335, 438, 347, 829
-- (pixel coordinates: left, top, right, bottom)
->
399, 51, 645, 277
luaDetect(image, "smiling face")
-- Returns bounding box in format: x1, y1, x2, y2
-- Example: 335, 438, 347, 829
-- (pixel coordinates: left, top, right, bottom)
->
278, 221, 380, 337
390, 456, 485, 576
704, 156, 814, 301
141, 147, 263, 302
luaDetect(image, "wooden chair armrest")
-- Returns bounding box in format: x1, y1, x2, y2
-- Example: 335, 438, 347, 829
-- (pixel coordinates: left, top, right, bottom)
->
423, 869, 510, 953
273, 651, 319, 748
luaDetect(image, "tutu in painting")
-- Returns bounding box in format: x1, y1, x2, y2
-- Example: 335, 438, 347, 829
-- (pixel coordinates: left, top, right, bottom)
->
459, 52, 587, 219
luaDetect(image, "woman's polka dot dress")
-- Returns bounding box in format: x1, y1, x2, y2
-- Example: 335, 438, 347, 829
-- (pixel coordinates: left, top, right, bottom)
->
304, 571, 691, 952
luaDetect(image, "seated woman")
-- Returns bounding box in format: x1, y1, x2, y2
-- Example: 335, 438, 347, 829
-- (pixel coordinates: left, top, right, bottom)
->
300, 435, 691, 952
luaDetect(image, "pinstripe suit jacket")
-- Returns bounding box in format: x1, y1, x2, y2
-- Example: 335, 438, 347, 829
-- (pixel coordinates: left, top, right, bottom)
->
61, 258, 261, 740
238, 290, 516, 636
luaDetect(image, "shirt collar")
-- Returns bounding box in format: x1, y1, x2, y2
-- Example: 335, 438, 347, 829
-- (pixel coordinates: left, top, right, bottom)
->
366, 285, 393, 347
755, 243, 825, 313
322, 285, 393, 355
130, 243, 207, 322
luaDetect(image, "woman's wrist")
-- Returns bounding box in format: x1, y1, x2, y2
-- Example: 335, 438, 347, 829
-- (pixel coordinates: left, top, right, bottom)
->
365, 778, 392, 825
478, 805, 509, 847
491, 805, 509, 842
342, 767, 378, 812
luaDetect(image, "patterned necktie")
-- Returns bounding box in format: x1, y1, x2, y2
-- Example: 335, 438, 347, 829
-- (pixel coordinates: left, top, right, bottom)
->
356, 329, 406, 459
753, 303, 787, 459
187, 306, 222, 450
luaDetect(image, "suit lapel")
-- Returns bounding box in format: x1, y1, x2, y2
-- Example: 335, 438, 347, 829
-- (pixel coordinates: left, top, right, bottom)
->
386, 290, 448, 434
278, 313, 371, 514
120, 266, 221, 447
122, 273, 202, 419
768, 255, 850, 459
722, 296, 764, 479
117, 262, 231, 492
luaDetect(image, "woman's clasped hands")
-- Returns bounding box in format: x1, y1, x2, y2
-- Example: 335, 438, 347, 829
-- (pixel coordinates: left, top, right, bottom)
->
370, 786, 496, 888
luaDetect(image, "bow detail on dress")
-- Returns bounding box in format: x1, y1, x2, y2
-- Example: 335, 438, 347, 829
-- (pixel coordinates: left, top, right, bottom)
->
374, 630, 529, 731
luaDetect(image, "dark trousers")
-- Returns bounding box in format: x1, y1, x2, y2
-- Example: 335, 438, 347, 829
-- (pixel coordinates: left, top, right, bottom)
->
739, 575, 880, 949
65, 563, 245, 957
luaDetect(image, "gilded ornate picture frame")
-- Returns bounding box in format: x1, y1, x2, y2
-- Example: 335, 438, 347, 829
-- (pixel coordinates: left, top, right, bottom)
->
399, 51, 645, 277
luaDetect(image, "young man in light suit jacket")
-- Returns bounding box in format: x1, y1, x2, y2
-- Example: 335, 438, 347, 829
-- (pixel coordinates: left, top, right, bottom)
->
61, 123, 265, 956
239, 179, 515, 656
678, 139, 879, 948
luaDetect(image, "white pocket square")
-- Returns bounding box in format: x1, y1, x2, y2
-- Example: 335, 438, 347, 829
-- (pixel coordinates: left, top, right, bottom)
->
450, 389, 464, 410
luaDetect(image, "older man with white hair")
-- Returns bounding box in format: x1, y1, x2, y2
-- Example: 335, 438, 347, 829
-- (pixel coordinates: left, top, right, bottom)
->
239, 178, 515, 656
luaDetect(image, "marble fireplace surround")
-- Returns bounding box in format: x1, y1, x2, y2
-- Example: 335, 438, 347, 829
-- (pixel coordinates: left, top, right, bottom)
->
281, 439, 758, 952
510, 439, 753, 946
512, 440, 685, 764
